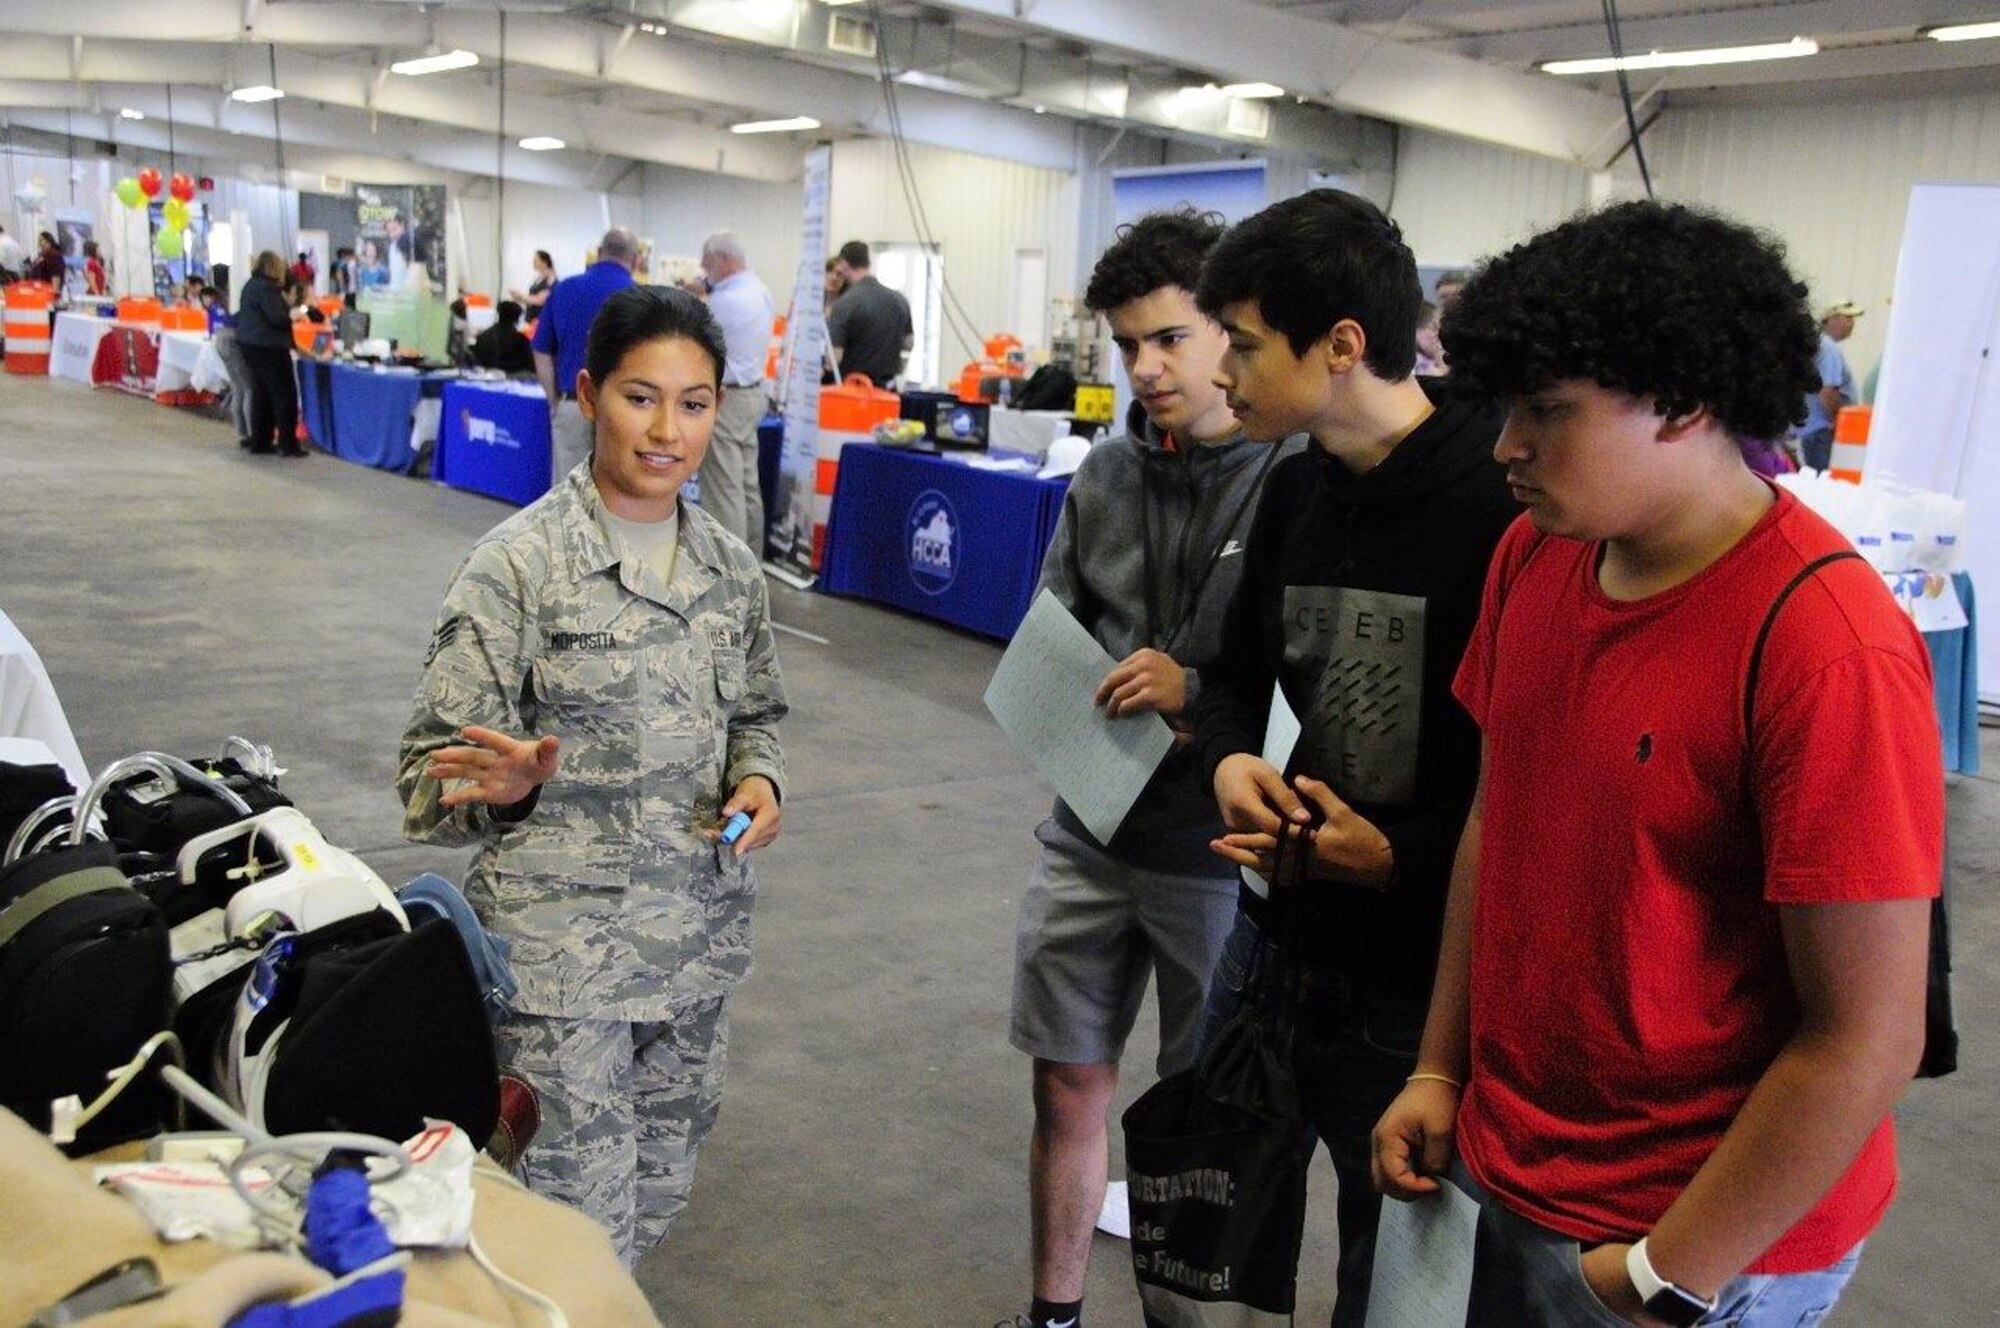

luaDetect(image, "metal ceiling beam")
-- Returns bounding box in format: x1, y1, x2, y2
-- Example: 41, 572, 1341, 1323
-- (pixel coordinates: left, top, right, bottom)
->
1424, 0, 1963, 64
0, 35, 804, 182
0, 89, 615, 191
909, 0, 1630, 163
0, 0, 1089, 174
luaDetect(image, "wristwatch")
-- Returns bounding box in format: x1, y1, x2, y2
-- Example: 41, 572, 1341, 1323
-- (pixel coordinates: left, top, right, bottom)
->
1626, 1238, 1716, 1327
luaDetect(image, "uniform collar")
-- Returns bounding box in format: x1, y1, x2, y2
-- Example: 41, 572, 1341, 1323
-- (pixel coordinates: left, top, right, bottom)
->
560, 467, 726, 614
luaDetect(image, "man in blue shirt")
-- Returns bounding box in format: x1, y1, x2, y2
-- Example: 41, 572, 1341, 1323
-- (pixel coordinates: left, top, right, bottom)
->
1797, 300, 1859, 472
534, 226, 638, 485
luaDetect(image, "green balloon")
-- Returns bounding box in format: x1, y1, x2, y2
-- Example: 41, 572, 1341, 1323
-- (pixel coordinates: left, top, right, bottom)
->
116, 177, 144, 208
154, 228, 184, 260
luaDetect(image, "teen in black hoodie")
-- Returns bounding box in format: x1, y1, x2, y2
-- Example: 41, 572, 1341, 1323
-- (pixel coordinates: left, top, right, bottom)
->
1189, 190, 1518, 1327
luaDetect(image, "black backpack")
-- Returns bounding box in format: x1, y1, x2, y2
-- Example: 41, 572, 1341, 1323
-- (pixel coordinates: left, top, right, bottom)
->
0, 839, 171, 1151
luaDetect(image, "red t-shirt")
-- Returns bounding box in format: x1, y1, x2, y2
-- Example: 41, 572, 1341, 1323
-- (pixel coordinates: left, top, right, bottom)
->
1452, 490, 1943, 1273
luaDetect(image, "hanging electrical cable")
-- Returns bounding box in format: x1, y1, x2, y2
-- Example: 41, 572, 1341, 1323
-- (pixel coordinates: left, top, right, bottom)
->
864, 1, 984, 363
497, 10, 507, 295
1601, 0, 1656, 198
166, 82, 176, 180
268, 43, 293, 254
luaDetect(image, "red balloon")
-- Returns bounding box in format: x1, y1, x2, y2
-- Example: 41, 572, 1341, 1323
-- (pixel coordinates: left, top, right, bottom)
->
136, 167, 163, 198
168, 173, 196, 203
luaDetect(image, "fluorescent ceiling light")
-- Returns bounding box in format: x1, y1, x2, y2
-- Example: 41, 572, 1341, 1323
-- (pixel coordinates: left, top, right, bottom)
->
230, 85, 285, 102
518, 136, 566, 151
118, 107, 145, 120
892, 69, 988, 98
391, 49, 480, 76
1541, 36, 1817, 75
1926, 21, 2000, 42
1220, 82, 1285, 98
822, 0, 866, 5
731, 116, 822, 134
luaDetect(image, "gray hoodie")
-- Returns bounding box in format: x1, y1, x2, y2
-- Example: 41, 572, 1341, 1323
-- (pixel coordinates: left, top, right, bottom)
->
1039, 406, 1303, 874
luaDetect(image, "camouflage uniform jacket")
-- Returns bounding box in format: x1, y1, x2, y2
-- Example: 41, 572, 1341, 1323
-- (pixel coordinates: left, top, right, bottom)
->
398, 466, 787, 1021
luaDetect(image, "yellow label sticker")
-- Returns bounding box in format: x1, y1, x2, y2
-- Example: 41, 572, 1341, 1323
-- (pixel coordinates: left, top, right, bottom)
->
291, 841, 321, 870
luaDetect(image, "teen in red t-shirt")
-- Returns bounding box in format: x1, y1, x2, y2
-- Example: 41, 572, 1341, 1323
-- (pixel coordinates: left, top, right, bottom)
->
1371, 202, 1943, 1328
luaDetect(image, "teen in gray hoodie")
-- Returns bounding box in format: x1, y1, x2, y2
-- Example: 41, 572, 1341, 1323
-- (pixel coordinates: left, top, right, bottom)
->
1005, 209, 1301, 1328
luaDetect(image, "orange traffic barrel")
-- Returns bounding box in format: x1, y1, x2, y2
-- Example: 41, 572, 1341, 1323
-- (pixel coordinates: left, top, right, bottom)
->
1829, 405, 1872, 484
3, 282, 55, 374
764, 314, 786, 383
814, 374, 901, 568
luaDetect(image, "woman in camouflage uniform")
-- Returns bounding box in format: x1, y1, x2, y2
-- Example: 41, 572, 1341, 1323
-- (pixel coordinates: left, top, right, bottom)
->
399, 285, 787, 1265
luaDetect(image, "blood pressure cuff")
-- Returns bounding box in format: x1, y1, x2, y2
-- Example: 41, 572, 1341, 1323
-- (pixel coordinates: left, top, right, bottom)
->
249, 917, 500, 1147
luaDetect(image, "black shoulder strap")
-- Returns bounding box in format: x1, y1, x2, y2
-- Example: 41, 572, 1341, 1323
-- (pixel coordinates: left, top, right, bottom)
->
1743, 550, 1866, 738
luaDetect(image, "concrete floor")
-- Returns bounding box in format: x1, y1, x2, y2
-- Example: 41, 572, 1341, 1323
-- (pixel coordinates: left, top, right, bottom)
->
1, 373, 1994, 1326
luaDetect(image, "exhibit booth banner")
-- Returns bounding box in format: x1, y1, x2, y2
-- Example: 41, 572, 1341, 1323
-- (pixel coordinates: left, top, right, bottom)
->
1869, 181, 2000, 705
353, 184, 450, 360
771, 145, 832, 582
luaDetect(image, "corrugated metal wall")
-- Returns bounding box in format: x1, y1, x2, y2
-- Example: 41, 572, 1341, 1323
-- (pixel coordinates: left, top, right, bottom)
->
828, 138, 1079, 375
455, 179, 632, 303
1387, 88, 2000, 387
1646, 89, 2000, 389
640, 164, 801, 323
1388, 127, 1591, 268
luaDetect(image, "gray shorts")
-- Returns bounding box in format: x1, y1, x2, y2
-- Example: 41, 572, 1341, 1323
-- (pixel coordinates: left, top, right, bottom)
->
1010, 816, 1241, 1077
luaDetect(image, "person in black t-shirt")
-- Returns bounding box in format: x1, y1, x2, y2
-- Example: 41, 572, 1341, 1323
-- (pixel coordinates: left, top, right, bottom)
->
1189, 190, 1517, 1327
826, 240, 912, 387
472, 300, 536, 375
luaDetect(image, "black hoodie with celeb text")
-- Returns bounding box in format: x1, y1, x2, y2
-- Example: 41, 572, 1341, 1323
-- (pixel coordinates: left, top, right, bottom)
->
1191, 383, 1518, 993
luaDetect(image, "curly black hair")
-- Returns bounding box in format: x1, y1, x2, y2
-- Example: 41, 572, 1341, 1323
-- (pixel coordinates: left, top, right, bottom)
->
1195, 188, 1420, 380
1085, 208, 1227, 315
1440, 201, 1820, 441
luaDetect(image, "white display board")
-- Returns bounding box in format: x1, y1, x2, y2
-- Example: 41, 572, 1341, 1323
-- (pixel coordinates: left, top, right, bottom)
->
1869, 182, 2000, 705
771, 144, 832, 583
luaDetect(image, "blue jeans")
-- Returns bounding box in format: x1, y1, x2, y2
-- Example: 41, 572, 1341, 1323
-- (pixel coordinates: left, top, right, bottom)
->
1451, 1158, 1863, 1327
1198, 911, 1429, 1328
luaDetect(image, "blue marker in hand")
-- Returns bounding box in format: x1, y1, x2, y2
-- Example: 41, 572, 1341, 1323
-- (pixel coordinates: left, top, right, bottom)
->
719, 811, 753, 847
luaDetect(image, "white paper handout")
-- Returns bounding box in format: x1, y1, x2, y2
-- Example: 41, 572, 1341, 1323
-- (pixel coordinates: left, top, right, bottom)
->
984, 590, 1176, 844
1364, 1179, 1481, 1328
1241, 678, 1303, 900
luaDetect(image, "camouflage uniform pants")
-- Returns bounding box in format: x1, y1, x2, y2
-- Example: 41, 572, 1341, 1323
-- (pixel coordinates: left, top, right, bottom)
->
497, 994, 730, 1267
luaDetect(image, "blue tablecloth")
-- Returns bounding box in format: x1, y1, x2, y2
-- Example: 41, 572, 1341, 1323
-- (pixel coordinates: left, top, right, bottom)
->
1926, 572, 1980, 776
327, 363, 448, 471
295, 359, 333, 449
435, 380, 553, 508
820, 444, 1069, 640
757, 414, 784, 549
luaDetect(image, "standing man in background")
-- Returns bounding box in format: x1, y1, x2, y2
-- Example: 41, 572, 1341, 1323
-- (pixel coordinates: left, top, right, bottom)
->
534, 226, 638, 485
1797, 301, 1860, 472
696, 230, 774, 556
827, 240, 912, 388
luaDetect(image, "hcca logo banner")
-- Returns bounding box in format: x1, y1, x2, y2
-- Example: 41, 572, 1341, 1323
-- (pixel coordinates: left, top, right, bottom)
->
906, 488, 959, 596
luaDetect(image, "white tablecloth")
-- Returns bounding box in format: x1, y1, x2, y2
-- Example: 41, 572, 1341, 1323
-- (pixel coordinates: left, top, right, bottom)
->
0, 607, 89, 789
156, 330, 216, 396
49, 312, 115, 385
